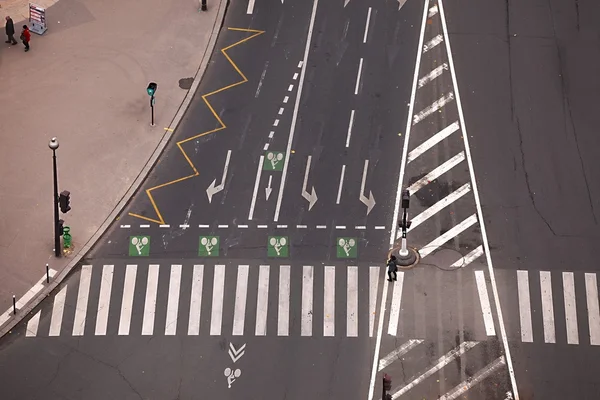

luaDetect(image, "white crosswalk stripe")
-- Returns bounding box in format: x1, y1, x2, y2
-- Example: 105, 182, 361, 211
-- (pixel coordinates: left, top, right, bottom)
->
165, 265, 182, 335
95, 265, 114, 336
255, 265, 270, 336
118, 265, 137, 336
233, 265, 249, 336
49, 286, 67, 336
347, 266, 358, 337
142, 264, 159, 335
278, 265, 291, 336
210, 264, 226, 336
301, 265, 314, 337
187, 265, 204, 336
73, 265, 92, 336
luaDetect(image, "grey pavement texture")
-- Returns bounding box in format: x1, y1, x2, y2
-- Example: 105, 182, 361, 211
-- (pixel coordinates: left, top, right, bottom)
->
0, 0, 225, 330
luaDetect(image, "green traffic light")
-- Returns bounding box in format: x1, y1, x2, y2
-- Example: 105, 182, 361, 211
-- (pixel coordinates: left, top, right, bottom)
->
147, 82, 158, 97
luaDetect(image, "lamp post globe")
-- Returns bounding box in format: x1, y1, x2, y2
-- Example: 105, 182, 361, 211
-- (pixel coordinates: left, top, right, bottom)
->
48, 137, 59, 151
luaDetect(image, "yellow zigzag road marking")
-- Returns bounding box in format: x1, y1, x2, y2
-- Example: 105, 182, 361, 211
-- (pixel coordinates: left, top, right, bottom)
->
129, 28, 265, 225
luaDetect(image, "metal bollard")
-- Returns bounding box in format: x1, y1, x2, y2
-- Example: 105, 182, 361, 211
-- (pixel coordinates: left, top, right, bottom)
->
12, 295, 16, 314
46, 263, 50, 283
201, 0, 207, 11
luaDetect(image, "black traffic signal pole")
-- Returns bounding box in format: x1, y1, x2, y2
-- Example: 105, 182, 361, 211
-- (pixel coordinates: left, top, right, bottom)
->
51, 147, 61, 257
150, 95, 155, 126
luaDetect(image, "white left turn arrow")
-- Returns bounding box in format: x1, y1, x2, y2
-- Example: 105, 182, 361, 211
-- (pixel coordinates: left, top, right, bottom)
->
359, 159, 376, 215
206, 150, 231, 203
301, 155, 318, 210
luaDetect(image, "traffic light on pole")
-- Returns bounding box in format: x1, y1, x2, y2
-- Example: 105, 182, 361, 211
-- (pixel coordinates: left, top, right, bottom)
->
147, 82, 157, 97
59, 190, 71, 213
58, 219, 64, 236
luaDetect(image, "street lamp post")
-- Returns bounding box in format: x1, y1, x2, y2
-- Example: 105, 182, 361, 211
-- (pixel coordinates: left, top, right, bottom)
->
48, 137, 61, 257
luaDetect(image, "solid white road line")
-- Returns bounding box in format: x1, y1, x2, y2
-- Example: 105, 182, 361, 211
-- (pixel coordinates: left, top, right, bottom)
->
439, 356, 506, 400
387, 272, 405, 336
142, 264, 159, 335
428, 4, 438, 17
211, 265, 226, 336
450, 245, 484, 268
423, 34, 443, 52
419, 214, 477, 258
407, 151, 465, 195
278, 265, 291, 336
336, 165, 346, 204
165, 265, 182, 335
540, 271, 556, 343
118, 264, 138, 335
475, 270, 496, 336
26, 310, 41, 337
73, 265, 92, 336
324, 266, 335, 337
255, 265, 270, 336
246, 0, 255, 14
302, 265, 314, 336
517, 270, 533, 342
49, 286, 67, 336
392, 341, 479, 399
378, 339, 423, 371
562, 272, 579, 344
248, 155, 264, 220
274, 0, 319, 222
418, 63, 448, 88
413, 92, 454, 124
407, 121, 459, 163
363, 7, 372, 43
95, 265, 114, 336
585, 273, 600, 345
188, 265, 204, 335
347, 266, 358, 337
345, 110, 356, 148
233, 265, 249, 336
369, 266, 380, 337
408, 183, 471, 232
354, 58, 364, 95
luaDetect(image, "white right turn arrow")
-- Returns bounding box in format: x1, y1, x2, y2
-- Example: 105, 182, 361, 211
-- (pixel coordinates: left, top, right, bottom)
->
359, 159, 376, 215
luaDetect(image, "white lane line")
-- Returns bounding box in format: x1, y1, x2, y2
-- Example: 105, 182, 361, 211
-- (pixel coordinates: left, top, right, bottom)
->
255, 265, 270, 336
283, 96, 289, 103
120, 224, 131, 228
246, 0, 255, 15
439, 356, 506, 400
413, 92, 455, 125
73, 265, 92, 336
297, 225, 307, 229
302, 265, 314, 336
419, 214, 477, 258
180, 224, 189, 228
363, 7, 372, 43
324, 266, 336, 337
269, 131, 275, 138
142, 264, 159, 335
387, 272, 405, 336
278, 107, 284, 115
517, 270, 533, 342
354, 58, 364, 95
49, 286, 67, 336
475, 270, 496, 336
254, 60, 269, 98
423, 34, 443, 53
316, 225, 327, 229
562, 272, 579, 344
408, 183, 471, 232
165, 265, 182, 335
118, 264, 138, 335
278, 265, 291, 336
407, 121, 459, 163
210, 265, 226, 336
26, 310, 41, 337
345, 110, 356, 148
585, 273, 600, 345
356, 225, 366, 230
378, 339, 423, 371
258, 224, 268, 228
95, 265, 114, 336
428, 4, 438, 17
347, 266, 358, 337
336, 165, 346, 204
140, 224, 150, 228
288, 84, 294, 92
369, 266, 380, 337
273, 0, 318, 223
233, 265, 249, 336
540, 271, 556, 343
450, 245, 484, 268
263, 143, 269, 151
438, 0, 518, 394
248, 155, 264, 220
375, 225, 386, 230
336, 225, 346, 229
407, 151, 465, 195
277, 224, 288, 228
188, 265, 204, 336
160, 224, 170, 228
199, 224, 210, 228
273, 119, 280, 127
218, 224, 229, 228
293, 72, 299, 80
238, 224, 248, 228
391, 341, 479, 399
418, 63, 448, 88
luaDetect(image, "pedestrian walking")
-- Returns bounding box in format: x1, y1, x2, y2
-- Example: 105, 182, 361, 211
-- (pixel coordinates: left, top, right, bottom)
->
387, 255, 398, 282
5, 16, 17, 45
20, 24, 30, 52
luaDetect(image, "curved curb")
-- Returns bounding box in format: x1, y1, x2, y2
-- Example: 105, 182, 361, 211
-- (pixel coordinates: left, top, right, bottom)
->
0, 0, 229, 339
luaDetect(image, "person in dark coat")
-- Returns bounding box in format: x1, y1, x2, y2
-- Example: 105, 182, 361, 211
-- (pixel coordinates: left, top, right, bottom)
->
5, 16, 17, 45
387, 255, 398, 282
20, 25, 30, 52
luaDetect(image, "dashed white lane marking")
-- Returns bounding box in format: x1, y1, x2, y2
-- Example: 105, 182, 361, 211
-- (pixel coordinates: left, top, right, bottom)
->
585, 273, 600, 345
356, 225, 366, 230
247, 0, 255, 14
297, 225, 307, 229
407, 151, 465, 195
118, 265, 138, 336
95, 265, 114, 336
273, 119, 280, 126
165, 265, 182, 336
450, 245, 484, 268
210, 265, 226, 336
316, 225, 326, 229
324, 266, 335, 337
439, 356, 506, 400
293, 72, 299, 80
283, 96, 289, 103
428, 4, 438, 17
363, 7, 372, 43
413, 92, 455, 124
540, 271, 556, 343
375, 226, 385, 230
423, 33, 443, 53
277, 224, 288, 228
419, 214, 477, 259
301, 265, 314, 336
387, 272, 405, 336
288, 84, 294, 92
278, 107, 284, 115
336, 165, 346, 204
354, 58, 364, 95
179, 224, 189, 229
408, 121, 459, 162
562, 272, 579, 345
475, 270, 496, 336
120, 224, 131, 228
159, 224, 170, 228
187, 265, 204, 336
140, 224, 150, 228
516, 270, 533, 342
73, 265, 92, 336
369, 266, 380, 337
408, 182, 471, 232
263, 143, 269, 151
258, 224, 268, 228
255, 265, 270, 336
199, 224, 210, 228
378, 339, 423, 371
346, 110, 356, 147
26, 310, 41, 337
336, 225, 346, 229
49, 286, 67, 336
248, 155, 264, 221
418, 63, 448, 88
142, 264, 159, 335
238, 224, 248, 228
278, 265, 291, 336
233, 265, 249, 336
347, 266, 358, 337
218, 224, 229, 228
268, 131, 275, 138
298, 61, 304, 68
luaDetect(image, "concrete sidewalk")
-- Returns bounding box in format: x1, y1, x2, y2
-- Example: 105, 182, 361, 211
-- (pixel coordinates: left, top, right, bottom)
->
0, 0, 225, 330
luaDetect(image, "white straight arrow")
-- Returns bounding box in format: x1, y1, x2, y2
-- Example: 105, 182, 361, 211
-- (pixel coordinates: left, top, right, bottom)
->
359, 159, 376, 215
228, 342, 246, 363
206, 150, 231, 203
265, 175, 273, 200
301, 156, 318, 210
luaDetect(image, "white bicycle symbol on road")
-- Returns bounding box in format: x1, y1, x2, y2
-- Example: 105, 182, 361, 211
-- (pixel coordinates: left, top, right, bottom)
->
267, 152, 284, 169
269, 237, 287, 256
224, 367, 242, 388
338, 238, 356, 257
131, 237, 149, 255
201, 237, 218, 255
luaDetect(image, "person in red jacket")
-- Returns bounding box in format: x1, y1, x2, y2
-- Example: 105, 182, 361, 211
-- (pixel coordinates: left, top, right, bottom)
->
20, 25, 30, 52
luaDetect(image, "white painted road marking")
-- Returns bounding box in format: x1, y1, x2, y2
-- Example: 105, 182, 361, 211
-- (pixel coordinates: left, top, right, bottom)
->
188, 265, 204, 335
354, 58, 364, 95
585, 273, 600, 345
347, 266, 358, 337
324, 266, 335, 336
562, 272, 579, 344
118, 264, 138, 335
95, 264, 114, 336
418, 63, 448, 88
423, 34, 443, 52
540, 271, 556, 343
378, 339, 423, 371
369, 266, 380, 337
475, 270, 496, 336
211, 265, 226, 336
408, 182, 471, 232
517, 270, 533, 342
449, 245, 484, 268
302, 265, 314, 336
26, 310, 41, 337
248, 155, 264, 220
407, 121, 459, 163
246, 0, 255, 14
346, 110, 355, 148
359, 159, 376, 215
407, 151, 465, 195
255, 265, 270, 336
336, 164, 346, 204
428, 4, 438, 17
363, 7, 372, 43
301, 155, 318, 210
206, 150, 232, 203
413, 92, 454, 124
278, 265, 291, 336
419, 214, 477, 258
165, 265, 182, 335
49, 286, 67, 336
387, 272, 404, 336
439, 356, 506, 400
233, 265, 249, 336
142, 264, 159, 335
73, 265, 92, 336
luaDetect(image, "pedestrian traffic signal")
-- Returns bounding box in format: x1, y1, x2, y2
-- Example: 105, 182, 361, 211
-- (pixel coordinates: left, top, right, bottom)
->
59, 190, 71, 213
401, 189, 410, 209
383, 374, 392, 392
147, 82, 157, 96
58, 219, 64, 236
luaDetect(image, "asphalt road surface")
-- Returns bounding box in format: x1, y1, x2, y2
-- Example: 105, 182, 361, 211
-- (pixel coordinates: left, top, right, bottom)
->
2, 0, 600, 399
